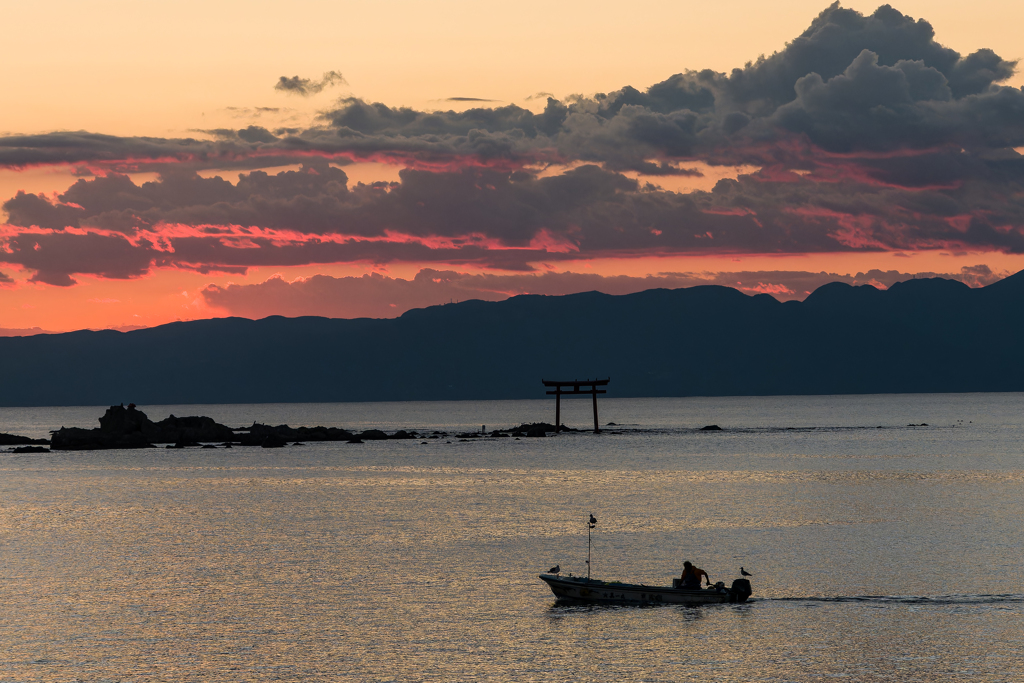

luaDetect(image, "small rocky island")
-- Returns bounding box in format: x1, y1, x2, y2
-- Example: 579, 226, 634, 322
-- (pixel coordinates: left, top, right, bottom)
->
48, 403, 382, 450
2, 404, 577, 451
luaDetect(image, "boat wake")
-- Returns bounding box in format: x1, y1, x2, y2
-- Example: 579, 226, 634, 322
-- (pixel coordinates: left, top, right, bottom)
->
769, 594, 1024, 606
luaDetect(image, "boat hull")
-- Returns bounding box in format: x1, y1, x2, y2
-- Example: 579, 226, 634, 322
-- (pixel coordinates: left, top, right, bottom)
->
540, 574, 748, 605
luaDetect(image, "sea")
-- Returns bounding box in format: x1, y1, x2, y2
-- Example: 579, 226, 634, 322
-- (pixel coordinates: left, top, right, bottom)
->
1, 393, 1023, 682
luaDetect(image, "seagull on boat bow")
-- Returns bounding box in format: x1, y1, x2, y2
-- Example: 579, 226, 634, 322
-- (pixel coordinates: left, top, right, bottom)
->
740, 567, 752, 577
548, 565, 560, 574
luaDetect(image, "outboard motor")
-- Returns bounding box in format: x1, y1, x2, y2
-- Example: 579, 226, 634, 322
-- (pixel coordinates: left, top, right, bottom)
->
729, 578, 752, 603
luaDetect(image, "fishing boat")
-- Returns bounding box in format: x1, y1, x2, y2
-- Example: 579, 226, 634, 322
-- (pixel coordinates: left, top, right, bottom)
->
539, 573, 752, 605
539, 513, 753, 605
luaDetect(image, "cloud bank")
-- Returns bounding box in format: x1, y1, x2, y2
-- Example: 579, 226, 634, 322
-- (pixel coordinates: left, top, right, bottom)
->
1, 4, 1022, 288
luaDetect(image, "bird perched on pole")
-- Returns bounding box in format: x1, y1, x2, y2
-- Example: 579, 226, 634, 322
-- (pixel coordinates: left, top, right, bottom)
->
740, 567, 752, 577
589, 514, 597, 528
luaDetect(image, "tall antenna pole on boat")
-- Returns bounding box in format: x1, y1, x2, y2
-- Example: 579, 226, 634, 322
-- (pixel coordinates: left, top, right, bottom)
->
587, 513, 597, 580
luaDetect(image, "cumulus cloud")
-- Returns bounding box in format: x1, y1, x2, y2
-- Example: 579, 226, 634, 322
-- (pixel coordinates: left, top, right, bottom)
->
772, 49, 1024, 152
1, 4, 1023, 285
200, 265, 1010, 319
274, 71, 346, 96
4, 154, 1024, 284
0, 132, 226, 169
4, 230, 157, 286
1, 5, 1020, 172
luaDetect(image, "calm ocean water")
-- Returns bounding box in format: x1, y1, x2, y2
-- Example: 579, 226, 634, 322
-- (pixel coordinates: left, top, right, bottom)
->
1, 393, 1023, 682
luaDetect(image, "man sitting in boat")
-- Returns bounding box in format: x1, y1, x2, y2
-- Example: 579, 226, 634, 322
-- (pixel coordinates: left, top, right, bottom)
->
679, 561, 711, 589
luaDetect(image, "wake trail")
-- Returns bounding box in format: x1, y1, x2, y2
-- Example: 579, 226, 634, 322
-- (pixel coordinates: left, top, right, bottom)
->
766, 594, 1024, 606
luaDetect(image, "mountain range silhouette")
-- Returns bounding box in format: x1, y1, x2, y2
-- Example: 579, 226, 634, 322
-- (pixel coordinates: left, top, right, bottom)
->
2, 272, 1023, 407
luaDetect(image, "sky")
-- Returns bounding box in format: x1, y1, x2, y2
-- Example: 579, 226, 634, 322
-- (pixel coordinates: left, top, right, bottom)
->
2, 0, 1023, 333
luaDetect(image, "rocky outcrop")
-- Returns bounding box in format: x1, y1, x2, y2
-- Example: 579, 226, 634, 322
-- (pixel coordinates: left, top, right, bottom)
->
0, 433, 49, 446
506, 422, 572, 437
153, 414, 236, 443
235, 422, 356, 446
51, 404, 238, 450
11, 445, 49, 453
260, 434, 289, 448
50, 426, 154, 450
45, 404, 561, 451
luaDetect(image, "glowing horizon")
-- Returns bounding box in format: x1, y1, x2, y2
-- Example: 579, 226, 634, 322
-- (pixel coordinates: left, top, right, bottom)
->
3, 2, 1024, 332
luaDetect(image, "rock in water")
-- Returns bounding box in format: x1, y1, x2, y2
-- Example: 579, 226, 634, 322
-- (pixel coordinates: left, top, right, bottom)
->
261, 434, 288, 448
99, 404, 150, 434
0, 433, 49, 446
11, 445, 49, 453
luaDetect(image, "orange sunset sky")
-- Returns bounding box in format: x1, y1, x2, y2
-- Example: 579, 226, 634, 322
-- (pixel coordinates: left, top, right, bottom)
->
2, 0, 1024, 332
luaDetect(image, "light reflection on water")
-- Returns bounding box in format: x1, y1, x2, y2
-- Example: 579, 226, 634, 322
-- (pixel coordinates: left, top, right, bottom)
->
0, 393, 1023, 681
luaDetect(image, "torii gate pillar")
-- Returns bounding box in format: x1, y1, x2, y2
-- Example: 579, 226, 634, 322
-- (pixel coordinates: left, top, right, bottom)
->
542, 378, 610, 433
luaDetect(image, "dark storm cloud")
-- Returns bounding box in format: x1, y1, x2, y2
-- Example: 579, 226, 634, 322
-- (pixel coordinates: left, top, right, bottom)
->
772, 49, 1024, 152
2, 4, 1024, 285
2, 231, 157, 286
289, 3, 1019, 168
705, 3, 1015, 111
6, 151, 1024, 284
0, 132, 223, 168
323, 97, 568, 139
284, 4, 1023, 164
0, 162, 798, 248
4, 191, 87, 230
237, 126, 279, 143
1, 4, 1019, 170
274, 71, 346, 96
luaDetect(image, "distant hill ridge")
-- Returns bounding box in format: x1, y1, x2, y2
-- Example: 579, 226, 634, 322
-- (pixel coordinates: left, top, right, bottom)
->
3, 272, 1024, 407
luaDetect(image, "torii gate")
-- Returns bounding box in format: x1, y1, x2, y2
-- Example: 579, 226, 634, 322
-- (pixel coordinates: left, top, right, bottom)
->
542, 378, 609, 433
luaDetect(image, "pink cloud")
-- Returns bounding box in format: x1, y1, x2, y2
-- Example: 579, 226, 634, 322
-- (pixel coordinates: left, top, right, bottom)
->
1, 4, 1023, 286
